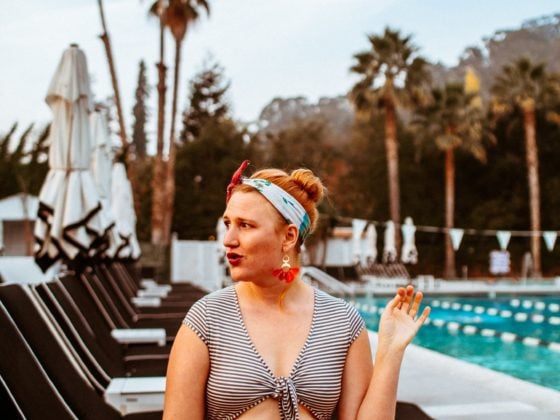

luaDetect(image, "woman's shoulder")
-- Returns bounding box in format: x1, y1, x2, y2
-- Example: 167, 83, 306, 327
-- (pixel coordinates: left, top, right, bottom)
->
198, 285, 235, 304
193, 285, 236, 308
314, 287, 355, 312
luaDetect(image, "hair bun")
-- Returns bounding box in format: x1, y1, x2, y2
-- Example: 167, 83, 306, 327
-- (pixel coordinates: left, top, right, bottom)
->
290, 169, 324, 204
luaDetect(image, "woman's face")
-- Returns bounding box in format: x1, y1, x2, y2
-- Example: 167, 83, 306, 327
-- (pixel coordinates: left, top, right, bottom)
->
222, 191, 286, 283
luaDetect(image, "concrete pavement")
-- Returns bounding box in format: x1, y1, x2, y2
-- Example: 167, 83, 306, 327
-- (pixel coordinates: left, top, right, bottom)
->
368, 332, 560, 419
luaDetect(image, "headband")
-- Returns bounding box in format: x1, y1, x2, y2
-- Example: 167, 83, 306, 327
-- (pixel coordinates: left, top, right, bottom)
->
226, 160, 311, 242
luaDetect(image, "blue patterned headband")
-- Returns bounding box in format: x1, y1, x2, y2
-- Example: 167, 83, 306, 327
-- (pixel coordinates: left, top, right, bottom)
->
226, 160, 311, 242
241, 178, 311, 242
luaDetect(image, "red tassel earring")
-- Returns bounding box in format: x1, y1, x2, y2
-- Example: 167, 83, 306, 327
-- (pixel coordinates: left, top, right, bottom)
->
273, 255, 299, 283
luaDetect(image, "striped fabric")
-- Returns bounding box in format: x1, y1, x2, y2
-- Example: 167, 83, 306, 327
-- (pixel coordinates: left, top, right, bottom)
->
184, 285, 364, 420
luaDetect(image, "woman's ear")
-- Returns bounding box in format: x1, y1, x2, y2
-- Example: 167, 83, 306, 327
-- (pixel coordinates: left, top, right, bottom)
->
282, 224, 299, 253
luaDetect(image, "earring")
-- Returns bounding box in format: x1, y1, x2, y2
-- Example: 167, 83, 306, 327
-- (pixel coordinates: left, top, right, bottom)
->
281, 255, 291, 272
273, 255, 299, 283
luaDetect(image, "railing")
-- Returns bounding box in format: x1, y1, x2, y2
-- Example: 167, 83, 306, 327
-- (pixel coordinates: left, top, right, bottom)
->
301, 266, 353, 296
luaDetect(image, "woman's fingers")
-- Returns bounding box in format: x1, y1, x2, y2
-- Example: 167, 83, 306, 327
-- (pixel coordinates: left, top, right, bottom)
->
416, 306, 431, 326
408, 291, 424, 317
387, 293, 403, 310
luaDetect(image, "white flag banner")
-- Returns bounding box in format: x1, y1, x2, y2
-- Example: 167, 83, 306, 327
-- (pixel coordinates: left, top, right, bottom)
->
449, 228, 464, 251
543, 231, 557, 252
496, 230, 511, 250
352, 219, 368, 264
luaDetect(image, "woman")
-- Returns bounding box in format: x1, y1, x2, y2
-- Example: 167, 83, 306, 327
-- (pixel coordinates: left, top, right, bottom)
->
163, 161, 430, 420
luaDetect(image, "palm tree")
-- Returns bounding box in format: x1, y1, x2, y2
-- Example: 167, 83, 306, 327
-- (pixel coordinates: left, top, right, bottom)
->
492, 58, 560, 277
350, 27, 429, 248
162, 0, 210, 245
148, 0, 168, 246
147, 0, 210, 246
97, 0, 139, 214
413, 76, 490, 278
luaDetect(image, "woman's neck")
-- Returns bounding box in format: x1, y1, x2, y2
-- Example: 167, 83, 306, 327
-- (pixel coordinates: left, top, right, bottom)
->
237, 278, 309, 309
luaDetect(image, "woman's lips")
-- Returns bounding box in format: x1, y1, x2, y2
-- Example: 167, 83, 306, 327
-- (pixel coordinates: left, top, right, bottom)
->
227, 253, 242, 266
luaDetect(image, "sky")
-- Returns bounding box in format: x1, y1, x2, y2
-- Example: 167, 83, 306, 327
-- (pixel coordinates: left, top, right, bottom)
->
1, 0, 559, 145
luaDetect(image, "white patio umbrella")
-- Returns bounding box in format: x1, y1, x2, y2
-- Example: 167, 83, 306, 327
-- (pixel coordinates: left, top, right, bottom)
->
34, 44, 111, 271
111, 162, 141, 260
90, 110, 121, 258
401, 216, 418, 264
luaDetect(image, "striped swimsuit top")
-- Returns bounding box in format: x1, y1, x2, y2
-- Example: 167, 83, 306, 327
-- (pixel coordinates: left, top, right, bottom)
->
184, 285, 364, 420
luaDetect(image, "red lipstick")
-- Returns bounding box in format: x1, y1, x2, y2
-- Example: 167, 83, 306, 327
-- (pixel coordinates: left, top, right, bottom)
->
227, 253, 242, 266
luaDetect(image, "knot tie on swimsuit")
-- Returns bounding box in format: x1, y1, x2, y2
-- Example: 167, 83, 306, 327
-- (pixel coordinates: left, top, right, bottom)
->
274, 376, 299, 420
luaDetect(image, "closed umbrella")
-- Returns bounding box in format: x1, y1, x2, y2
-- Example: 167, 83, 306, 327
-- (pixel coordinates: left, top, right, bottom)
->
111, 162, 141, 260
34, 44, 110, 271
90, 110, 120, 258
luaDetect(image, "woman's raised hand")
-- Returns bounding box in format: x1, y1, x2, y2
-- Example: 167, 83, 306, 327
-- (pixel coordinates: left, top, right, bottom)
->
377, 285, 430, 354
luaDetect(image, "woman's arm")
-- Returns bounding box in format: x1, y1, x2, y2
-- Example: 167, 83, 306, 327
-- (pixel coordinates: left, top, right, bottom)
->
337, 329, 374, 419
357, 286, 430, 420
163, 324, 209, 420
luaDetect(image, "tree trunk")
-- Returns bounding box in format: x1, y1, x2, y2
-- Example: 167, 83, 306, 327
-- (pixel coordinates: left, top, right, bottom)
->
97, 0, 140, 215
162, 38, 182, 245
151, 0, 167, 246
522, 102, 542, 277
444, 146, 456, 279
384, 91, 401, 250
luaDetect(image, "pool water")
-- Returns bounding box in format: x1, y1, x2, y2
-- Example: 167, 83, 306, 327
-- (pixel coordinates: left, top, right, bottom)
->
352, 295, 560, 391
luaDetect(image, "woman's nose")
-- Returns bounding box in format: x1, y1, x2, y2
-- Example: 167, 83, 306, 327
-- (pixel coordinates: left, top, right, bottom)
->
223, 226, 238, 247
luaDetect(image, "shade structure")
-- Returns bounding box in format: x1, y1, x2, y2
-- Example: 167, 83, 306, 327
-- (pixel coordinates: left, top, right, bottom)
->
111, 163, 141, 260
90, 110, 120, 258
401, 216, 418, 264
34, 45, 111, 271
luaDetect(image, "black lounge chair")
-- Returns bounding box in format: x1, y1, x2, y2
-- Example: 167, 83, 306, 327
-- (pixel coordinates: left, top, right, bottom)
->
34, 281, 168, 377
0, 302, 77, 419
57, 275, 174, 361
0, 284, 163, 419
104, 262, 207, 304
79, 269, 184, 339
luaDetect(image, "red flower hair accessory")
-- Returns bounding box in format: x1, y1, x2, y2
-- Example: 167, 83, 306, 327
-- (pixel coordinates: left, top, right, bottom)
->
226, 160, 250, 203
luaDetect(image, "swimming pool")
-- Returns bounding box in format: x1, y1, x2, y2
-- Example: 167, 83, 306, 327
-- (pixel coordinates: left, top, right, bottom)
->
351, 295, 560, 391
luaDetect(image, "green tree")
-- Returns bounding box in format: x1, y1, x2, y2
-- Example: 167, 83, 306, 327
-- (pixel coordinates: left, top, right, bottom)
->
492, 57, 560, 276
257, 118, 343, 197
0, 123, 49, 199
173, 60, 246, 239
173, 119, 247, 239
412, 79, 490, 278
350, 27, 430, 244
131, 60, 150, 159
180, 60, 229, 143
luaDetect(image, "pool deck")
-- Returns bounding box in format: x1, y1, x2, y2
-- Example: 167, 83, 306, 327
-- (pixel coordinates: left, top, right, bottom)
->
368, 332, 560, 419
